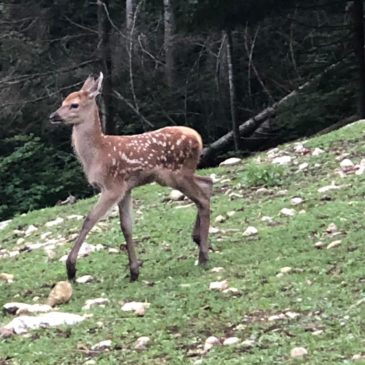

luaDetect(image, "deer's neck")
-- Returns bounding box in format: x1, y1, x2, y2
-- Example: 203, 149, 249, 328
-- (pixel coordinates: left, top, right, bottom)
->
72, 105, 103, 172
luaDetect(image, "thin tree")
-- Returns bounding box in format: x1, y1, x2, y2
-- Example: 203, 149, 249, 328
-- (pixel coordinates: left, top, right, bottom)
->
163, 0, 176, 87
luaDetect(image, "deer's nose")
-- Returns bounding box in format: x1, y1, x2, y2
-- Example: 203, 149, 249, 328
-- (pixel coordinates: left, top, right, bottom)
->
49, 112, 62, 124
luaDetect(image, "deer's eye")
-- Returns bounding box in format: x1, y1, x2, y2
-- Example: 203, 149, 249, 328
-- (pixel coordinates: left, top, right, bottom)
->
70, 103, 79, 109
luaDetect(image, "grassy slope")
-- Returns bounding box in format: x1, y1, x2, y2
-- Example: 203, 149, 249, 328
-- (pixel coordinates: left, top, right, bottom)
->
1, 122, 365, 365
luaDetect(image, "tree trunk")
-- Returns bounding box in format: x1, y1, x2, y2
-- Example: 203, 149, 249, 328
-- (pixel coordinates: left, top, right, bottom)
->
351, 0, 365, 118
163, 0, 176, 88
200, 60, 345, 166
97, 0, 114, 134
225, 29, 240, 152
126, 0, 136, 32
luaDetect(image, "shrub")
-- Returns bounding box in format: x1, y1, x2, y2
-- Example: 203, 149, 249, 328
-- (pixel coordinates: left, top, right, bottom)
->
244, 162, 286, 187
0, 134, 92, 220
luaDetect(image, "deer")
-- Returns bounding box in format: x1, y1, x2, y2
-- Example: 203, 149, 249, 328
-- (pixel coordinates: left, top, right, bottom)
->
49, 72, 213, 282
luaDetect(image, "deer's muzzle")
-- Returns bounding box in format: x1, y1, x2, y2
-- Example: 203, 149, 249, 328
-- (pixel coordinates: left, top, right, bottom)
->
49, 112, 64, 125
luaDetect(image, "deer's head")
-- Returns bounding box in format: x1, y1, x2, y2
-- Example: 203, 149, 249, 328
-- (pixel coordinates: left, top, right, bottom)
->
49, 72, 103, 125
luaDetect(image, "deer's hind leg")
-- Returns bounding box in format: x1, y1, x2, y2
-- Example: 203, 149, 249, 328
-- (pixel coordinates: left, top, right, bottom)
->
156, 171, 212, 265
192, 176, 213, 246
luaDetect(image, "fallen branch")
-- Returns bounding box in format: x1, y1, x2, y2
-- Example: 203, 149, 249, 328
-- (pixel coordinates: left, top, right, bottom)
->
200, 59, 346, 166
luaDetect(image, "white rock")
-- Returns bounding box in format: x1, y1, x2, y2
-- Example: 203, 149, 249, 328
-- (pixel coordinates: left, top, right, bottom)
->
291, 197, 303, 206
16, 238, 25, 245
241, 339, 255, 348
272, 155, 292, 165
318, 182, 343, 193
0, 273, 14, 283
0, 219, 12, 231
268, 313, 286, 321
204, 336, 220, 352
25, 225, 38, 236
121, 302, 150, 314
3, 312, 85, 334
45, 217, 64, 227
340, 159, 354, 170
285, 311, 300, 319
67, 214, 83, 221
290, 346, 308, 358
84, 360, 97, 365
326, 223, 338, 234
326, 240, 341, 249
209, 173, 221, 183
215, 215, 226, 223
82, 298, 109, 310
210, 267, 225, 273
261, 216, 274, 223
227, 211, 236, 217
219, 157, 241, 166
312, 148, 324, 156
44, 248, 56, 260
294, 143, 310, 155
223, 337, 240, 346
108, 248, 119, 254
169, 189, 185, 201
243, 226, 258, 236
47, 281, 73, 307
267, 148, 280, 159
352, 354, 365, 361
256, 187, 270, 195
222, 287, 240, 294
209, 280, 229, 291
280, 266, 292, 274
314, 241, 326, 249
134, 336, 151, 350
280, 208, 296, 217
59, 242, 104, 262
76, 275, 94, 284
3, 303, 52, 315
298, 162, 309, 171
209, 226, 220, 234
91, 339, 112, 351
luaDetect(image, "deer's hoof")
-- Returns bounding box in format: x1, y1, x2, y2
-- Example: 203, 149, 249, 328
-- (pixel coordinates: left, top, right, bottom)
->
130, 271, 139, 282
198, 251, 209, 266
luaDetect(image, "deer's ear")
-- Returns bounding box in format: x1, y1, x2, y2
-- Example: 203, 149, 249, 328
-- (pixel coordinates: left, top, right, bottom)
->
88, 72, 103, 98
81, 75, 95, 92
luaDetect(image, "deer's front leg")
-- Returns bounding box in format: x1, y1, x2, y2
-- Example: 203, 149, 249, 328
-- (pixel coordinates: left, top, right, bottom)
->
66, 189, 123, 281
118, 191, 140, 281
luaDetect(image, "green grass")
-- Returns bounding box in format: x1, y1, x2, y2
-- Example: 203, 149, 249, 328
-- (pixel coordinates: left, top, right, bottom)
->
1, 121, 365, 364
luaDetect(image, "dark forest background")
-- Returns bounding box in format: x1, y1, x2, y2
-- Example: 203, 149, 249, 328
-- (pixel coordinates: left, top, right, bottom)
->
1, 0, 365, 220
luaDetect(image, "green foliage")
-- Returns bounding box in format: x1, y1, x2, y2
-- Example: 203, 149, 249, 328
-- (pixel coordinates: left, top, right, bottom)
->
0, 134, 91, 220
244, 162, 286, 187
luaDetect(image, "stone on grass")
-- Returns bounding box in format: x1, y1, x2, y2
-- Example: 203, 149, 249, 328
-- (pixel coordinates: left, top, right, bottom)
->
223, 337, 240, 346
59, 242, 104, 262
326, 223, 338, 234
108, 248, 119, 254
76, 275, 94, 284
312, 147, 324, 156
280, 266, 292, 274
209, 226, 220, 234
25, 225, 38, 236
83, 298, 110, 310
209, 280, 229, 291
45, 217, 64, 227
261, 216, 274, 224
169, 189, 185, 201
215, 215, 226, 223
219, 157, 241, 166
268, 313, 286, 321
121, 302, 150, 315
227, 211, 236, 217
291, 197, 303, 206
340, 159, 354, 170
318, 183, 343, 193
91, 340, 112, 351
210, 267, 225, 273
243, 226, 258, 237
298, 162, 309, 171
0, 327, 14, 338
47, 281, 72, 307
3, 312, 85, 334
352, 354, 365, 361
326, 240, 341, 249
314, 241, 326, 249
204, 336, 220, 352
3, 302, 52, 315
272, 156, 292, 165
135, 336, 151, 351
290, 346, 308, 358
280, 208, 296, 217
0, 273, 14, 283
